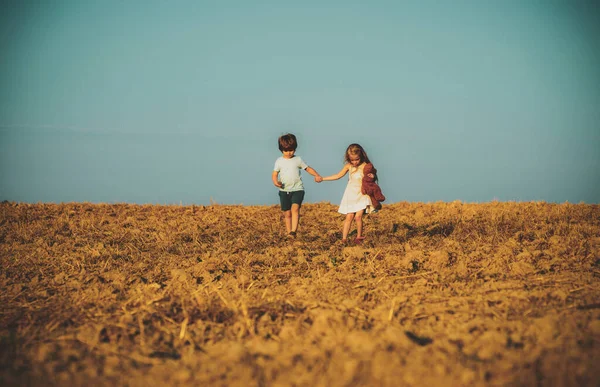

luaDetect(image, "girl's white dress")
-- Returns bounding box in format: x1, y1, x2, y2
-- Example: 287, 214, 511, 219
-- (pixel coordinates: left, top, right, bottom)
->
338, 163, 373, 214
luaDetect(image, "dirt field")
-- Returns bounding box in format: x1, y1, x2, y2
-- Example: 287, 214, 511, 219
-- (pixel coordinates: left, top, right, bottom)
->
1, 201, 599, 386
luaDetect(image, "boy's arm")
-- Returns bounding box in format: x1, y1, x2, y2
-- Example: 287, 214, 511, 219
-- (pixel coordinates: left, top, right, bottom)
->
304, 166, 322, 182
272, 171, 282, 188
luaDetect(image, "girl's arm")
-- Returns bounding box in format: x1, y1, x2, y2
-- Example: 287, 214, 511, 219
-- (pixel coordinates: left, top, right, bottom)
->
321, 164, 350, 181
272, 171, 282, 188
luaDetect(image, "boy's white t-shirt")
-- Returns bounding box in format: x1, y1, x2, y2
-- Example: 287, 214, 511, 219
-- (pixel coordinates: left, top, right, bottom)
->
273, 156, 308, 192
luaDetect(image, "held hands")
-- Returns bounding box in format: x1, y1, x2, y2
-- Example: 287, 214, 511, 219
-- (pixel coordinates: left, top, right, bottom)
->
314, 175, 323, 183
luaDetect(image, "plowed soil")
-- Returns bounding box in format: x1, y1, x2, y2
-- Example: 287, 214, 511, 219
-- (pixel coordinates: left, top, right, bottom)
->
1, 201, 599, 386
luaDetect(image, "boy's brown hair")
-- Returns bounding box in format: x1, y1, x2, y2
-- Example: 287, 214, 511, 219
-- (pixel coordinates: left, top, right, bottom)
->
278, 133, 298, 152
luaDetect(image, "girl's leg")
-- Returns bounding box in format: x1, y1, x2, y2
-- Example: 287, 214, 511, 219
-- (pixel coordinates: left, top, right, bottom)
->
355, 209, 365, 239
283, 210, 292, 233
291, 203, 301, 233
342, 213, 355, 241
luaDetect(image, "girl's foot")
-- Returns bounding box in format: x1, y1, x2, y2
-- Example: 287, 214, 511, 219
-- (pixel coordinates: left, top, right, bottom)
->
354, 236, 365, 244
288, 231, 297, 238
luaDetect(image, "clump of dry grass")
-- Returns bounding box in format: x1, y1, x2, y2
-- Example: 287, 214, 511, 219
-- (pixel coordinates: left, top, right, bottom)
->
1, 201, 599, 386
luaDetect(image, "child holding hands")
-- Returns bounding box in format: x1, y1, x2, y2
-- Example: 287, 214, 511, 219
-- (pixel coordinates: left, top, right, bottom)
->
319, 143, 379, 244
272, 133, 322, 238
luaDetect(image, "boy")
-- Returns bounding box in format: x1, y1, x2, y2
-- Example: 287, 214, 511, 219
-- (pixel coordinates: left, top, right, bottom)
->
272, 133, 322, 237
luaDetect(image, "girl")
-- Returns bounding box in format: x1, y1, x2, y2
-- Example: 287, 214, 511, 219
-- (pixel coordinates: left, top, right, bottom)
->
320, 143, 375, 243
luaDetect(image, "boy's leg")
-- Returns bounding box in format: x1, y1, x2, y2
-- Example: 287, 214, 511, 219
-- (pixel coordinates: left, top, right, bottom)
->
342, 213, 355, 241
279, 191, 293, 234
283, 210, 292, 233
289, 191, 305, 234
291, 203, 301, 233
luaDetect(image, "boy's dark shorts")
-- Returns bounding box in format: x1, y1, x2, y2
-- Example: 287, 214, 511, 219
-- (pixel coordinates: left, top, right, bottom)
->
279, 190, 305, 211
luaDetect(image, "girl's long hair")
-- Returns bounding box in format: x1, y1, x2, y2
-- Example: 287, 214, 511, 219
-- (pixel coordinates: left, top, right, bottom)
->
344, 143, 371, 165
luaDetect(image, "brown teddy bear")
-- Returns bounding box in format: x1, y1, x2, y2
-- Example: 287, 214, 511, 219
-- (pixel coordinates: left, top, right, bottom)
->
362, 163, 385, 211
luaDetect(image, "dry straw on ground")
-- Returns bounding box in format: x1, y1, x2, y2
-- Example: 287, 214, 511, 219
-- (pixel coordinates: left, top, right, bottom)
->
1, 201, 599, 386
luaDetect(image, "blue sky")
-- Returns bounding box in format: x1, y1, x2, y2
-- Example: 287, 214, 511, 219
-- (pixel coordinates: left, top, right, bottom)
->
1, 0, 599, 204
